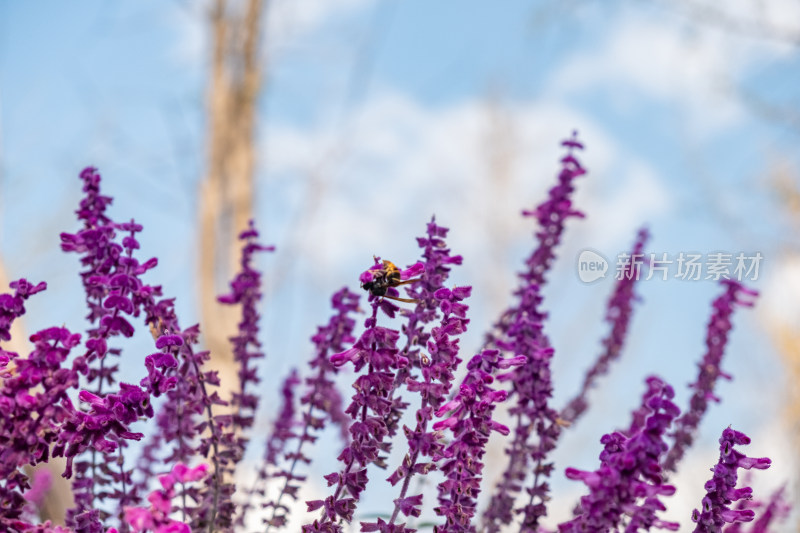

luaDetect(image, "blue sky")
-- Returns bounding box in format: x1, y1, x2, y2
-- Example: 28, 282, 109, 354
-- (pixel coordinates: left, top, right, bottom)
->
1, 0, 799, 529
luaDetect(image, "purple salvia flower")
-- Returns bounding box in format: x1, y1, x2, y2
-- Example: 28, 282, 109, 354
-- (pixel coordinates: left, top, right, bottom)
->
137, 279, 239, 532
482, 134, 587, 531
136, 327, 220, 528
217, 220, 274, 437
23, 468, 53, 510
303, 288, 360, 441
560, 227, 649, 424
58, 379, 155, 530
485, 132, 587, 348
722, 483, 791, 533
520, 132, 587, 284
370, 284, 470, 533
133, 310, 198, 494
482, 288, 556, 530
691, 427, 771, 532
60, 168, 160, 532
0, 278, 48, 400
254, 368, 300, 529
432, 349, 524, 532
383, 217, 463, 441
133, 328, 196, 499
123, 462, 207, 533
303, 284, 407, 532
746, 485, 791, 532
5, 520, 74, 533
559, 376, 681, 533
140, 224, 272, 531
189, 350, 239, 532
663, 280, 758, 473
254, 287, 359, 531
627, 375, 669, 436
61, 168, 239, 531
0, 278, 47, 345
0, 326, 82, 526
215, 220, 274, 528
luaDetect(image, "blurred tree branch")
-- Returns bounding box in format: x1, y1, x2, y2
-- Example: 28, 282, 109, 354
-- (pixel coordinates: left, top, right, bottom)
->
198, 0, 264, 393
652, 0, 800, 46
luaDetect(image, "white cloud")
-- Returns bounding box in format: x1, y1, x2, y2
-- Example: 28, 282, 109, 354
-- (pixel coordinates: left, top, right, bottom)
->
269, 0, 374, 41
545, 5, 798, 136
166, 0, 375, 68
259, 90, 672, 294
760, 252, 800, 326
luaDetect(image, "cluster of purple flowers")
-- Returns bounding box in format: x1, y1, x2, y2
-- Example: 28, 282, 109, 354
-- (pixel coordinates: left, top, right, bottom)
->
0, 134, 790, 533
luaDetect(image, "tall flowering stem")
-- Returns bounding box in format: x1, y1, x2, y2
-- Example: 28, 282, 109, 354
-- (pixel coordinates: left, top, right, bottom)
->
0, 279, 53, 529
373, 285, 470, 532
560, 227, 649, 424
558, 376, 681, 532
691, 427, 771, 532
0, 325, 82, 528
482, 133, 587, 531
217, 220, 274, 440
432, 349, 524, 532
483, 287, 557, 531
143, 219, 271, 531
303, 281, 408, 532
59, 169, 253, 530
485, 132, 586, 348
302, 288, 360, 441
143, 326, 231, 533
216, 220, 274, 526
745, 485, 791, 532
251, 369, 300, 530
60, 168, 161, 531
143, 221, 272, 532
256, 288, 359, 531
383, 218, 463, 441
722, 482, 790, 533
663, 280, 758, 473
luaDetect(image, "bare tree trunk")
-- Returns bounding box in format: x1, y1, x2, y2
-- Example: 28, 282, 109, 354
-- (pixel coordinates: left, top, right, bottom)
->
198, 0, 263, 395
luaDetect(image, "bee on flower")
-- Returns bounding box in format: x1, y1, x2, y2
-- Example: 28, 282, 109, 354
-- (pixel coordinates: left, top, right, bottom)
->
359, 257, 424, 304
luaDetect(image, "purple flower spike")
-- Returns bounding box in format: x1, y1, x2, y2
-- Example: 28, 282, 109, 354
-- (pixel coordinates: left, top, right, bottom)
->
747, 485, 791, 532
561, 227, 649, 424
384, 217, 463, 447
123, 462, 205, 533
691, 427, 771, 532
723, 482, 791, 533
246, 288, 359, 531
217, 219, 273, 447
663, 280, 758, 473
559, 376, 681, 532
375, 281, 470, 531
483, 133, 588, 531
483, 288, 557, 530
0, 326, 82, 524
433, 350, 523, 532
0, 278, 47, 346
253, 369, 300, 529
303, 293, 405, 532
487, 132, 587, 348
59, 168, 166, 531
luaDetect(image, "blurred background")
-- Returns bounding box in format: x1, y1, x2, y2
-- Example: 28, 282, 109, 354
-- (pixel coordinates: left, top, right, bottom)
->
1, 0, 799, 530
